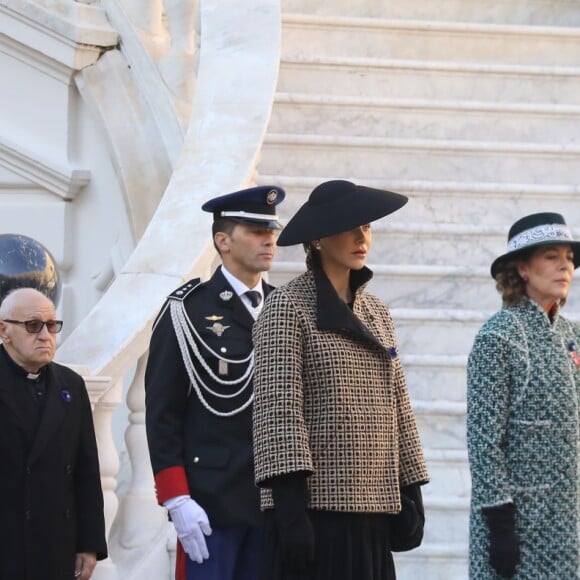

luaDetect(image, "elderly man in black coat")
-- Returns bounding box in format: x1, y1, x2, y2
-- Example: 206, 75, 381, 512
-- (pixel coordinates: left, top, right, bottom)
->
0, 288, 107, 580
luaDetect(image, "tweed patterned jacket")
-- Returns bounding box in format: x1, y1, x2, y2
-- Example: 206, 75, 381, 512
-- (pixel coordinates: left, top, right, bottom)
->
467, 298, 580, 579
252, 265, 428, 513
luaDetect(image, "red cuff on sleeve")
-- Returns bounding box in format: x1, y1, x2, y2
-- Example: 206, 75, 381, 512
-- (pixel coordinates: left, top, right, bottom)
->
154, 466, 190, 504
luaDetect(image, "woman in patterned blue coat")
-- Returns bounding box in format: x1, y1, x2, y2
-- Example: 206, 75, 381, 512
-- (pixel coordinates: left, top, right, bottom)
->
467, 212, 580, 579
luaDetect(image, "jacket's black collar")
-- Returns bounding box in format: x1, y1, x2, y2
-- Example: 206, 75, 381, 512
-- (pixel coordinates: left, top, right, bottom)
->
312, 262, 383, 349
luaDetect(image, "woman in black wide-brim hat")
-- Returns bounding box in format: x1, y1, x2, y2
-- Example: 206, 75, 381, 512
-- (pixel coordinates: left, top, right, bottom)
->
251, 180, 429, 580
467, 212, 580, 579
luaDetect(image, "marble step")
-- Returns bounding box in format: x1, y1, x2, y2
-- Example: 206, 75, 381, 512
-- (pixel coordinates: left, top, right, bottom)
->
270, 93, 580, 143
394, 181, 580, 227
361, 266, 495, 311
362, 266, 494, 312
403, 355, 467, 404
378, 267, 580, 314
390, 308, 488, 356
258, 174, 580, 227
395, 542, 468, 580
281, 0, 580, 26
422, 495, 470, 545
413, 400, 466, 450
357, 223, 501, 267
277, 57, 580, 104
273, 221, 506, 267
271, 260, 580, 327
260, 134, 580, 185
282, 15, 580, 66
422, 449, 471, 499
391, 307, 580, 356
270, 262, 497, 310
383, 268, 578, 312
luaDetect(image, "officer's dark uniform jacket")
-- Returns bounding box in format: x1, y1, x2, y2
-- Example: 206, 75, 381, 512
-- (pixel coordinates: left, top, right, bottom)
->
145, 266, 274, 526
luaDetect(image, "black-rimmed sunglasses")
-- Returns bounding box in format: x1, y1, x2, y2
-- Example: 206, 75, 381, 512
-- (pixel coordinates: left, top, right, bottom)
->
2, 319, 63, 334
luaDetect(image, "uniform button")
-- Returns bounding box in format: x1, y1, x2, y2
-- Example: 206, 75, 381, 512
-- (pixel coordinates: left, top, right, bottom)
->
65, 464, 72, 475
220, 347, 227, 353
526, 426, 535, 437
65, 508, 72, 519
522, 493, 532, 502
25, 510, 32, 520
24, 467, 31, 476
193, 457, 200, 464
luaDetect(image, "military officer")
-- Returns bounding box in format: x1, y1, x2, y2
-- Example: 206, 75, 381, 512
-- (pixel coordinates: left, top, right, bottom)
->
145, 185, 285, 580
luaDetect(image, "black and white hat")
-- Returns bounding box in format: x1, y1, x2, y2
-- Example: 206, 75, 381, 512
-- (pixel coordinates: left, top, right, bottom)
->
491, 212, 580, 278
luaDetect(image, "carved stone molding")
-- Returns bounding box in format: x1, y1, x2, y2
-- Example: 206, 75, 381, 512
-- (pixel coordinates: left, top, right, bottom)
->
0, 136, 90, 200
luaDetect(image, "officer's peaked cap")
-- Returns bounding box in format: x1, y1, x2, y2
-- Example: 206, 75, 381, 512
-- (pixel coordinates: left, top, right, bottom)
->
202, 185, 286, 230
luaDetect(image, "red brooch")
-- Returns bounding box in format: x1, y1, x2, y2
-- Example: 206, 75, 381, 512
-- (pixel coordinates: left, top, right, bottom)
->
567, 341, 580, 367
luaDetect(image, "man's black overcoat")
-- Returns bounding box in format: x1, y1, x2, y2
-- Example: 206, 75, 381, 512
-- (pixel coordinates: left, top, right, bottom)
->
0, 347, 107, 580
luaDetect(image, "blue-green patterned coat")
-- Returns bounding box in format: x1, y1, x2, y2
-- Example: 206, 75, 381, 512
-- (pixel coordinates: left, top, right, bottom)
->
467, 299, 579, 579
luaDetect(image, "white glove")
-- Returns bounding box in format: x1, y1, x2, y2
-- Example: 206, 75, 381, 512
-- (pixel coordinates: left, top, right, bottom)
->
165, 495, 212, 563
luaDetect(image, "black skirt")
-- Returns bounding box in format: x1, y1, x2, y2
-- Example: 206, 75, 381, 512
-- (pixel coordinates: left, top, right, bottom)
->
260, 510, 396, 580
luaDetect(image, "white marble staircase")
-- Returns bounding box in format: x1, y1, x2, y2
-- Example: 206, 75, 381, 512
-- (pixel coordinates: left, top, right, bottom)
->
4, 1, 580, 578
257, 2, 580, 577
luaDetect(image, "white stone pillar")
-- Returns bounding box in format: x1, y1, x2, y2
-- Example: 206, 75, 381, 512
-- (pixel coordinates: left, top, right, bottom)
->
117, 353, 167, 549
88, 375, 122, 580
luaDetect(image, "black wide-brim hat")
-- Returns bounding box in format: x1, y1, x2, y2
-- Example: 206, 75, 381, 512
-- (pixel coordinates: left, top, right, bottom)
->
491, 211, 580, 278
277, 180, 408, 246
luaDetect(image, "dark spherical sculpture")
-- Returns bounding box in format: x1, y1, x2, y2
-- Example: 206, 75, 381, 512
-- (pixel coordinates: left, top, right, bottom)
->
0, 234, 61, 306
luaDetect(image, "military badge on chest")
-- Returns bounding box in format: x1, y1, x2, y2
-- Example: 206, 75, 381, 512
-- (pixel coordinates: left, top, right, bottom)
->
205, 315, 231, 374
205, 315, 230, 338
220, 289, 233, 302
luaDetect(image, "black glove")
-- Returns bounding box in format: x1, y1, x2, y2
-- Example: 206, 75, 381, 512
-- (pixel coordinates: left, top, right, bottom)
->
482, 503, 520, 578
270, 473, 315, 577
389, 484, 425, 552
276, 510, 315, 579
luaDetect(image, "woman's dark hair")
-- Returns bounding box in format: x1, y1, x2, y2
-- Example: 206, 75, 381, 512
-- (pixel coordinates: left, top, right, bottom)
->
494, 249, 567, 307
303, 242, 320, 270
